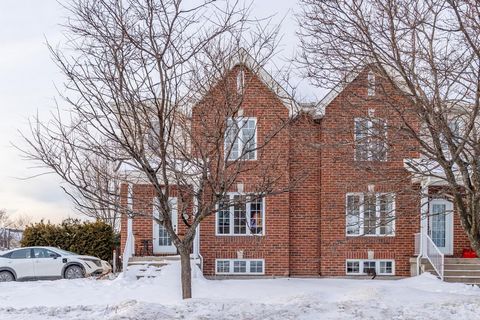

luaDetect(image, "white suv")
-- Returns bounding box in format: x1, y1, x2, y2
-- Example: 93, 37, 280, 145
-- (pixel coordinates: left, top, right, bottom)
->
0, 246, 111, 282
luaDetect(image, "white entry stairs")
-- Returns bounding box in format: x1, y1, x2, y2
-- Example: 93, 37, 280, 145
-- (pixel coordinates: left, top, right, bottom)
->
422, 258, 480, 285
127, 256, 179, 279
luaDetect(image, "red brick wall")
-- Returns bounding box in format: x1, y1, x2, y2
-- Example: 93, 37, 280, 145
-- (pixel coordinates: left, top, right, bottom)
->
319, 68, 421, 276
453, 208, 472, 256
194, 65, 292, 276
288, 114, 322, 275
119, 64, 476, 277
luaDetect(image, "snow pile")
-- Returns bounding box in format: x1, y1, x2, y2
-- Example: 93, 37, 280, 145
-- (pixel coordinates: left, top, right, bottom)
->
0, 262, 480, 319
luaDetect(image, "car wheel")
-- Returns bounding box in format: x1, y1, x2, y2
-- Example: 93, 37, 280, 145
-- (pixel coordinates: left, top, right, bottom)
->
0, 271, 15, 282
64, 265, 85, 279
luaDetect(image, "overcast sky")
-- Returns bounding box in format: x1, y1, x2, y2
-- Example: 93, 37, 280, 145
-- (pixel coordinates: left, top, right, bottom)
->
0, 0, 320, 224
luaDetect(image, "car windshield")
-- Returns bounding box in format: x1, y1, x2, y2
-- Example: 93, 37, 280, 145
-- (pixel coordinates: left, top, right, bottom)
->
53, 248, 77, 256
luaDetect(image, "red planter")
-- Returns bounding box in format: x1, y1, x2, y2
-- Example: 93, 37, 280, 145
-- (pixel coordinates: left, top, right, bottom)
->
462, 249, 478, 258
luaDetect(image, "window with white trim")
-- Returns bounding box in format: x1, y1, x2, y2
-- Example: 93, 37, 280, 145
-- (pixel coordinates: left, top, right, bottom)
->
354, 118, 387, 161
215, 259, 265, 275
346, 193, 395, 236
346, 260, 395, 275
225, 118, 257, 160
216, 194, 264, 236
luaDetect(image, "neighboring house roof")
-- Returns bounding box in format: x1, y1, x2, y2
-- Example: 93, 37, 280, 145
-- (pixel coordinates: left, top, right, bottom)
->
403, 158, 465, 186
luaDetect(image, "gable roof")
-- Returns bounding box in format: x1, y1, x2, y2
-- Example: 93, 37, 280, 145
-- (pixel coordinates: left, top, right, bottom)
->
223, 48, 299, 117
315, 64, 412, 119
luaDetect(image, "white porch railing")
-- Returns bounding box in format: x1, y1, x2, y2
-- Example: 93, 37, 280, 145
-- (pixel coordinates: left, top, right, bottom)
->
424, 234, 444, 280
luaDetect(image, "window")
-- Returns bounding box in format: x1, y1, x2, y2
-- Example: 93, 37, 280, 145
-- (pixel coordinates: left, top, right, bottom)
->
346, 260, 395, 275
379, 261, 393, 274
249, 260, 263, 273
215, 259, 264, 275
367, 71, 376, 96
233, 260, 247, 273
346, 193, 395, 236
10, 249, 32, 259
346, 261, 360, 274
225, 118, 257, 160
216, 193, 264, 236
354, 118, 387, 161
216, 260, 231, 273
363, 261, 376, 274
33, 248, 58, 259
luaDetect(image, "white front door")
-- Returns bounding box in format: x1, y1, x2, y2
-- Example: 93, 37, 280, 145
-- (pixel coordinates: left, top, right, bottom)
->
429, 199, 454, 255
153, 197, 178, 254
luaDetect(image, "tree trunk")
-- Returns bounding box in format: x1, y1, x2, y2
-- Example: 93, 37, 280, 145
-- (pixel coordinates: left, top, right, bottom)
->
179, 247, 192, 299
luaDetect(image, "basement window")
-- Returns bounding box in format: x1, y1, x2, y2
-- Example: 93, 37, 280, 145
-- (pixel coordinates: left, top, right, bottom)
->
215, 259, 265, 275
346, 260, 395, 275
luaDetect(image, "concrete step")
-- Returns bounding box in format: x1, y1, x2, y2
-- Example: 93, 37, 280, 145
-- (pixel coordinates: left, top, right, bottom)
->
444, 270, 480, 277
128, 261, 168, 268
129, 255, 180, 262
444, 276, 480, 284
444, 263, 480, 271
444, 258, 480, 264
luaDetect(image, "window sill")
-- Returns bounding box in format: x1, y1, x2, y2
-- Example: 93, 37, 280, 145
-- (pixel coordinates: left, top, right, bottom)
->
346, 234, 395, 237
215, 234, 265, 237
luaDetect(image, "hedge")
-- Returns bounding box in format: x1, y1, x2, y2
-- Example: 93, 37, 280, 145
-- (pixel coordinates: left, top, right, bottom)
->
21, 219, 114, 261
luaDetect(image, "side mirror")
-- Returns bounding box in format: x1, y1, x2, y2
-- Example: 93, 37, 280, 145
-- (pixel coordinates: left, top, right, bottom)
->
50, 253, 59, 259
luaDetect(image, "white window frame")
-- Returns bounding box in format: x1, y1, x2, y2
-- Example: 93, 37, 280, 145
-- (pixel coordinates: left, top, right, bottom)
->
345, 259, 395, 275
345, 192, 396, 237
215, 259, 265, 275
225, 117, 257, 161
354, 117, 388, 162
215, 192, 266, 236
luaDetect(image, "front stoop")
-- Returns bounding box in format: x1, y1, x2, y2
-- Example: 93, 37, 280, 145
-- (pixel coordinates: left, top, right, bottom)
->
128, 256, 175, 279
128, 255, 202, 279
413, 257, 480, 285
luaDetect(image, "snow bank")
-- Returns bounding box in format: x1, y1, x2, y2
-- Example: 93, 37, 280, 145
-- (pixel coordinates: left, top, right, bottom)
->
0, 262, 479, 320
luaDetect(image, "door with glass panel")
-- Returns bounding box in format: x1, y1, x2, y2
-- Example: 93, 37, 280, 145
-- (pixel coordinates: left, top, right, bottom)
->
152, 197, 178, 254
428, 199, 453, 255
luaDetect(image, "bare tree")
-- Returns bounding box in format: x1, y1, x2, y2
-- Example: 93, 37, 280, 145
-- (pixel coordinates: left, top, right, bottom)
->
22, 0, 297, 299
298, 0, 480, 254
67, 155, 122, 231
0, 209, 11, 229
0, 210, 31, 250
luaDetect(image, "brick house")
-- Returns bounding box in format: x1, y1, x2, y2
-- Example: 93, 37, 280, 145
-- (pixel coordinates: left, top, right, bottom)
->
120, 53, 474, 279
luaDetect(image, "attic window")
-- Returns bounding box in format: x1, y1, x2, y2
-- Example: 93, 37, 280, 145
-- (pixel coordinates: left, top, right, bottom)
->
367, 71, 375, 96
237, 69, 245, 95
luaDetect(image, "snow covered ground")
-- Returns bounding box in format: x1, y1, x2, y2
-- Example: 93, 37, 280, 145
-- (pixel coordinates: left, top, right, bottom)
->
1, 262, 480, 320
